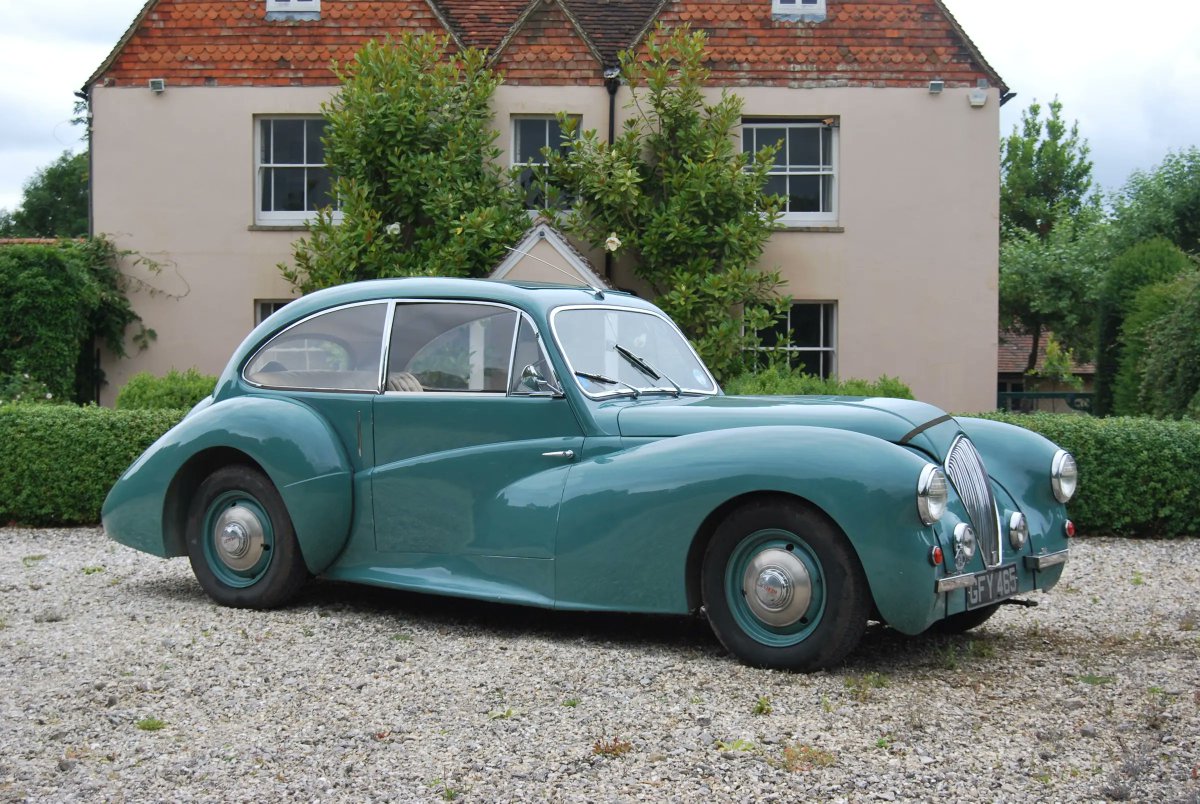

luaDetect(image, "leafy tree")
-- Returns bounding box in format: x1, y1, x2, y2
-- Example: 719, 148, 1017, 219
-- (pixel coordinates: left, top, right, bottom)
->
1000, 98, 1096, 238
998, 208, 1107, 372
282, 35, 528, 293
1112, 279, 1180, 415
1139, 270, 1200, 418
0, 151, 89, 238
1110, 147, 1200, 255
1093, 237, 1192, 415
542, 25, 787, 380
0, 238, 150, 404
998, 99, 1103, 372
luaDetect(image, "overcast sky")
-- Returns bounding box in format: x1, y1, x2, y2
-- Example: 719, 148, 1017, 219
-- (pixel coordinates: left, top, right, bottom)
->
1, 0, 1198, 213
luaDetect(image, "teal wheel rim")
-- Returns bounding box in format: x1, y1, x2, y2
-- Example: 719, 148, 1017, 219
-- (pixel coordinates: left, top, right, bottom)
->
724, 528, 826, 647
202, 490, 274, 588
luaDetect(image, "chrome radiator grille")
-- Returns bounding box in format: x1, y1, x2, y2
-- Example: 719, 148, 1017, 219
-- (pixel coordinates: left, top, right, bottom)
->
945, 435, 1001, 567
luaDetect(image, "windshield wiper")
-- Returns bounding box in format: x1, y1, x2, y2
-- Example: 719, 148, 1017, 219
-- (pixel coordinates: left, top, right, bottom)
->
574, 370, 640, 398
615, 344, 681, 397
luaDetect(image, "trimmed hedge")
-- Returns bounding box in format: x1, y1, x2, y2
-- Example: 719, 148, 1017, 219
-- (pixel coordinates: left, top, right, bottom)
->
2, 404, 1195, 536
724, 367, 914, 399
0, 405, 184, 525
976, 412, 1200, 537
115, 368, 217, 410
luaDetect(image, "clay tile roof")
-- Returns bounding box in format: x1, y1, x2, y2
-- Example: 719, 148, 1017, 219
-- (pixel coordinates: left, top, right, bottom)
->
998, 331, 1094, 376
88, 0, 1006, 91
562, 0, 665, 67
434, 0, 529, 52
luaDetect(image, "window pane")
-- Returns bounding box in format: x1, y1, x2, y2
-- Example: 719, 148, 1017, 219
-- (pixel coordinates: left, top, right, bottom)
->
273, 120, 304, 164
742, 128, 755, 155
788, 174, 822, 213
307, 168, 332, 211
764, 174, 787, 200
389, 304, 518, 393
788, 126, 820, 168
245, 303, 387, 391
821, 126, 832, 165
260, 120, 273, 163
305, 119, 326, 164
791, 303, 822, 347
515, 119, 548, 164
757, 127, 788, 167
509, 317, 559, 395
272, 168, 306, 211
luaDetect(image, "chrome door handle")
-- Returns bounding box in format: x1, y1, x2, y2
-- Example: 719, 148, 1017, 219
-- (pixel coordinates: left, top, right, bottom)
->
542, 450, 575, 459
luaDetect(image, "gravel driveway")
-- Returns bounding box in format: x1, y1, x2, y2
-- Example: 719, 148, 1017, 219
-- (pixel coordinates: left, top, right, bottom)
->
1, 527, 1198, 803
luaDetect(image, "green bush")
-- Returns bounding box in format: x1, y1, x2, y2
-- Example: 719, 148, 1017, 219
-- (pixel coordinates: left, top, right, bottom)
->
115, 368, 216, 410
0, 405, 184, 525
724, 366, 914, 399
975, 412, 1200, 537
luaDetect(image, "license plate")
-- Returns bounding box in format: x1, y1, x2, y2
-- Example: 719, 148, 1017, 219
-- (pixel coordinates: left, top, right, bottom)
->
965, 564, 1019, 609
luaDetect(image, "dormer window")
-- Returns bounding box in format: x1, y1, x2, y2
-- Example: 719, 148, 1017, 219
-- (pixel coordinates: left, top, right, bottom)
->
266, 0, 320, 19
772, 0, 826, 20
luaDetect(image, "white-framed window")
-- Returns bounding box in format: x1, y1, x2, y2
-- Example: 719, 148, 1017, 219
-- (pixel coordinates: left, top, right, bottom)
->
512, 115, 577, 209
256, 117, 334, 226
742, 118, 838, 224
266, 0, 320, 12
772, 0, 826, 17
758, 302, 837, 378
255, 299, 293, 326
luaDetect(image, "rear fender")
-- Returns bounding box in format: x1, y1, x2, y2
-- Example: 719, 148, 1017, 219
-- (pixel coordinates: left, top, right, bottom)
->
102, 396, 353, 573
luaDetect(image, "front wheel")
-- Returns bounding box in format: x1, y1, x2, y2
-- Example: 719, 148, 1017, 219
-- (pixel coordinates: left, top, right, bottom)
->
186, 465, 308, 608
701, 500, 869, 671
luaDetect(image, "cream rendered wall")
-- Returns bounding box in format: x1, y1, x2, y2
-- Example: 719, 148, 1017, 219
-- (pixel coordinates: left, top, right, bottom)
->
721, 86, 1001, 412
92, 85, 338, 404
93, 82, 998, 412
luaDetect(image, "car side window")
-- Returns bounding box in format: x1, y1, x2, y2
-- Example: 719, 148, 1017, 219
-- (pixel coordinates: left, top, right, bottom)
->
243, 302, 388, 392
387, 303, 518, 393
509, 316, 561, 395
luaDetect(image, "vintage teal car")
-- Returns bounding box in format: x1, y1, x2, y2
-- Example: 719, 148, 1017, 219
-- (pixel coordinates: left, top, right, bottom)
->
103, 278, 1076, 670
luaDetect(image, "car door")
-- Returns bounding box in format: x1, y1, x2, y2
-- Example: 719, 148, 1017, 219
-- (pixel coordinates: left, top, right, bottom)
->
371, 301, 582, 603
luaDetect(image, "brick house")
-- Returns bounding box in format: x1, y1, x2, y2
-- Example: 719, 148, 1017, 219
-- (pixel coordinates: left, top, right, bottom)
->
86, 0, 1007, 410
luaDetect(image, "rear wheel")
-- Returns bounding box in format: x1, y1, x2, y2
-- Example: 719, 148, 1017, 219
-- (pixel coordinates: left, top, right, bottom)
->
186, 465, 307, 608
701, 500, 868, 671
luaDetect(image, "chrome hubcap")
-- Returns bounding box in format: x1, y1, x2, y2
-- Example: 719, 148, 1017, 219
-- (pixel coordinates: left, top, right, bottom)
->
213, 505, 266, 571
742, 548, 812, 627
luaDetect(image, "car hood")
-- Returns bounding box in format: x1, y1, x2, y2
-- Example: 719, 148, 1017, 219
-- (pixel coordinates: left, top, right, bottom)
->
615, 395, 962, 458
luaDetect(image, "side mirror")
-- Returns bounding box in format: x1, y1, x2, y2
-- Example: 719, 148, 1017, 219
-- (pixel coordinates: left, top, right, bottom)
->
520, 363, 563, 396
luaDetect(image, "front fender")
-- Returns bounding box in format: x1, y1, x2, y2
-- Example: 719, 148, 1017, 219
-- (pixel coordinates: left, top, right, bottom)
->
102, 395, 353, 573
554, 425, 941, 631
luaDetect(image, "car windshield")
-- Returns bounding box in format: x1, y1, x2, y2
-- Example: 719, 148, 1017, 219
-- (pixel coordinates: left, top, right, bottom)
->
552, 306, 718, 397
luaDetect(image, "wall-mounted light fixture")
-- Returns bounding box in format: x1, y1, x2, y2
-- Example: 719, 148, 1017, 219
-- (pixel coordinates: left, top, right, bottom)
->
968, 78, 988, 108
928, 79, 944, 95
148, 78, 166, 94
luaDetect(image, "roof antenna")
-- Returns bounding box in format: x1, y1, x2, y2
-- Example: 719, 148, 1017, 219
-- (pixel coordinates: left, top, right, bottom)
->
503, 245, 605, 299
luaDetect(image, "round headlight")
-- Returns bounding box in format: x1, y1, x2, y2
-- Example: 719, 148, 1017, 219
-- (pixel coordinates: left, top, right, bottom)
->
1008, 511, 1029, 549
1051, 450, 1078, 504
917, 465, 948, 525
953, 523, 977, 570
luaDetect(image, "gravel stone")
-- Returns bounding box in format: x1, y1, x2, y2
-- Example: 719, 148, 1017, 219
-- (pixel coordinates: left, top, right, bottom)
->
1, 528, 1198, 802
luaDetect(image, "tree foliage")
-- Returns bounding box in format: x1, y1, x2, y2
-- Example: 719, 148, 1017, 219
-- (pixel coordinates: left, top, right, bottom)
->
1112, 279, 1180, 416
998, 208, 1107, 371
1000, 98, 1095, 238
542, 26, 786, 381
282, 34, 528, 293
998, 99, 1103, 373
1137, 269, 1200, 419
0, 151, 89, 238
0, 238, 149, 403
1110, 147, 1200, 256
1093, 237, 1192, 415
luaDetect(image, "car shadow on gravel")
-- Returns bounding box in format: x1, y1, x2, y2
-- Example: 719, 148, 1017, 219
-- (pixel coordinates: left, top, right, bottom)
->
129, 573, 1015, 672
